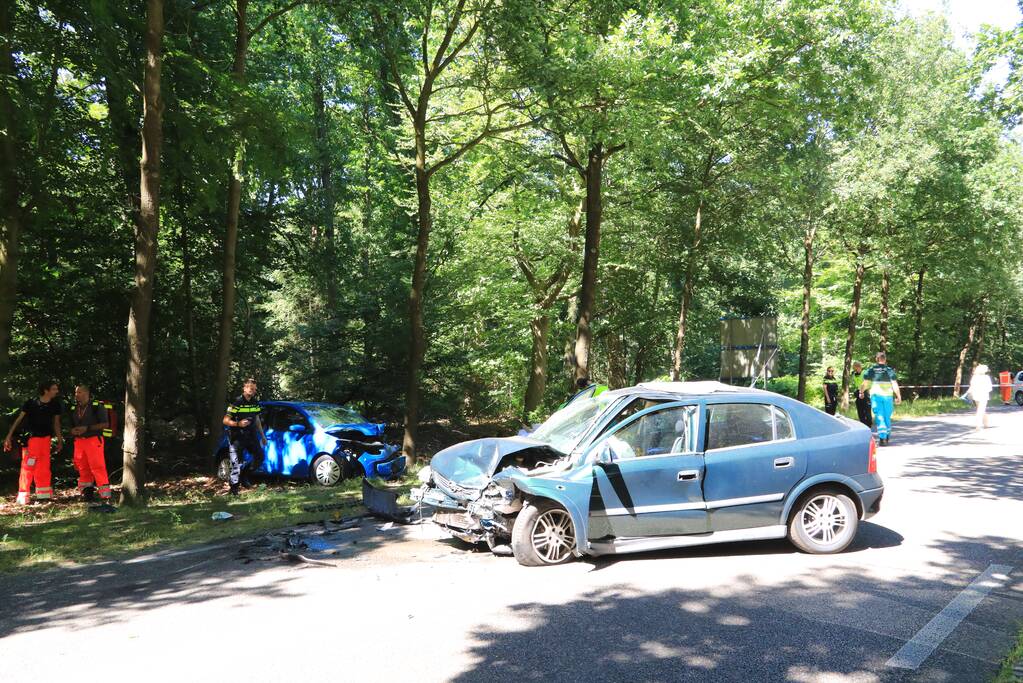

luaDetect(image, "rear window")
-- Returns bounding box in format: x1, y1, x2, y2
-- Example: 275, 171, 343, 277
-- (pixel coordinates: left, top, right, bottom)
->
706, 403, 794, 450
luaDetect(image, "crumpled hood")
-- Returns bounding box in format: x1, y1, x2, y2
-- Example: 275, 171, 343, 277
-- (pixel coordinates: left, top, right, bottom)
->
430, 436, 552, 489
324, 422, 385, 439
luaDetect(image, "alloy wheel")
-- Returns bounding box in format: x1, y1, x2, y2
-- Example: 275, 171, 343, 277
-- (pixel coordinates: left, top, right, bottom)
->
800, 494, 850, 545
530, 508, 575, 564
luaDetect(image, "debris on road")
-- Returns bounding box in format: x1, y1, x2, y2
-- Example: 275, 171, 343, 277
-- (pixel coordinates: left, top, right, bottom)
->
362, 478, 434, 524
211, 512, 233, 521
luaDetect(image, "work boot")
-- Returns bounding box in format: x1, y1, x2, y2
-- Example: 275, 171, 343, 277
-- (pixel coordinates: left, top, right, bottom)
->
82, 486, 96, 503
229, 483, 240, 496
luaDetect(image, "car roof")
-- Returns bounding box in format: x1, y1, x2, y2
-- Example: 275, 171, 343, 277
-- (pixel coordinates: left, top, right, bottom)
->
605, 380, 764, 400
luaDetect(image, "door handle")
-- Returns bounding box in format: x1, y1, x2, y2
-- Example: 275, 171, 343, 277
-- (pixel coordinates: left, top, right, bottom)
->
774, 457, 794, 469
677, 470, 700, 482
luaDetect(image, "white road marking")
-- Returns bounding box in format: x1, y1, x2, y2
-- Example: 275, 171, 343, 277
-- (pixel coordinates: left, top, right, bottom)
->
885, 563, 1014, 670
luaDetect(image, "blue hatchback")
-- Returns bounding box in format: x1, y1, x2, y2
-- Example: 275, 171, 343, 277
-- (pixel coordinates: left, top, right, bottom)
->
214, 401, 406, 486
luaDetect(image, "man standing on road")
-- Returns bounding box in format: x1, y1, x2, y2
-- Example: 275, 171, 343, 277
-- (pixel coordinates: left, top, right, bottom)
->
861, 352, 902, 446
222, 378, 267, 496
69, 384, 112, 502
852, 361, 872, 427
3, 381, 64, 505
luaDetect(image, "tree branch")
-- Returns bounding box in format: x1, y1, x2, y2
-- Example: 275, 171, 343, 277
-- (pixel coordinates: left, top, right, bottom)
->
251, 0, 305, 37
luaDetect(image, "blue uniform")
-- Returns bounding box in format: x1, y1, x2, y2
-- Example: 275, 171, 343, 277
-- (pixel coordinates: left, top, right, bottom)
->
863, 364, 898, 440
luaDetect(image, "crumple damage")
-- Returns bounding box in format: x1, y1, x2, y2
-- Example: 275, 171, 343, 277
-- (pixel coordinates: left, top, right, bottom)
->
411, 436, 567, 550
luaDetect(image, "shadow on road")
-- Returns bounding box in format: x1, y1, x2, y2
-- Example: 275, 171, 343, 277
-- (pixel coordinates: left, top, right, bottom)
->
0, 521, 404, 640
454, 533, 1022, 683
899, 456, 1023, 501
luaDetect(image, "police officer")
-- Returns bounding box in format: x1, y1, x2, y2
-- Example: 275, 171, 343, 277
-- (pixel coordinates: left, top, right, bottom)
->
222, 378, 267, 495
852, 360, 872, 427
4, 381, 64, 505
861, 352, 902, 446
822, 367, 839, 415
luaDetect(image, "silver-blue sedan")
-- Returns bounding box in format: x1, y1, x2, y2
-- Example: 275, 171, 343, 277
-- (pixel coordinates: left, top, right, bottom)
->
412, 381, 883, 566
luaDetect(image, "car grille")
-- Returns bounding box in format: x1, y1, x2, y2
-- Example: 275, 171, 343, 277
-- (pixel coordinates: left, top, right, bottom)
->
433, 471, 477, 499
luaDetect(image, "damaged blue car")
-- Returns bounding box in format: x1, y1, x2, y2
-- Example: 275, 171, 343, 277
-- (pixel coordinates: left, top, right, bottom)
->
215, 401, 406, 486
412, 382, 883, 566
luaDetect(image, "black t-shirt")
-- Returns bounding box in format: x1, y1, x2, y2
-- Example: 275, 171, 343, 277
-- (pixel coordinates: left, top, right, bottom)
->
226, 394, 261, 440
20, 398, 62, 437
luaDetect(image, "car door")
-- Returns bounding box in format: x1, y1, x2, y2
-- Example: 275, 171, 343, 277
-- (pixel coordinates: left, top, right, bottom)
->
260, 406, 281, 473
586, 402, 708, 540
702, 402, 807, 531
270, 407, 313, 476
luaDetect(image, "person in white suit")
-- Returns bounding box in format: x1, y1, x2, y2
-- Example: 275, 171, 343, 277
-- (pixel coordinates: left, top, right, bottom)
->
963, 364, 994, 430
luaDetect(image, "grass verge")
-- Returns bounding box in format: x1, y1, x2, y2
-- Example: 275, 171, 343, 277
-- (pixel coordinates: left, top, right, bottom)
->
0, 476, 370, 574
994, 626, 1023, 683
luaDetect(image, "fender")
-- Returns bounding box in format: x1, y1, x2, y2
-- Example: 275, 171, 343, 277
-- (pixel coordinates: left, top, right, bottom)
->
507, 474, 593, 555
781, 473, 867, 522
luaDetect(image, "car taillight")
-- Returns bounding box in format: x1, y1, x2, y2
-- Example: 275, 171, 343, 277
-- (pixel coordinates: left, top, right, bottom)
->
868, 436, 877, 473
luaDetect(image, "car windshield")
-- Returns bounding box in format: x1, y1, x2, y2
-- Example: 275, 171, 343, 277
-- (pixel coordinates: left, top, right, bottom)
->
530, 392, 617, 454
305, 404, 368, 427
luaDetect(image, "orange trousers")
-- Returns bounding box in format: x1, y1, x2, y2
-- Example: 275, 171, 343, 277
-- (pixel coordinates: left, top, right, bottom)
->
74, 436, 110, 499
17, 437, 53, 504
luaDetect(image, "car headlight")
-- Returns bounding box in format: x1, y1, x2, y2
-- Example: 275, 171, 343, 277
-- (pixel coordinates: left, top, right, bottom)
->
417, 466, 432, 484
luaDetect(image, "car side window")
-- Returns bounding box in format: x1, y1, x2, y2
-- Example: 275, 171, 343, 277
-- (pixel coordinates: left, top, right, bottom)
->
275, 408, 307, 432
772, 406, 794, 440
261, 406, 278, 431
705, 404, 775, 450
601, 405, 699, 460
593, 398, 673, 441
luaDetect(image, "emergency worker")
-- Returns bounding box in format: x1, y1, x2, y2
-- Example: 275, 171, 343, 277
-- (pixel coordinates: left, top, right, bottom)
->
861, 352, 902, 446
852, 361, 872, 427
3, 381, 63, 505
222, 378, 267, 495
823, 367, 839, 415
69, 384, 112, 502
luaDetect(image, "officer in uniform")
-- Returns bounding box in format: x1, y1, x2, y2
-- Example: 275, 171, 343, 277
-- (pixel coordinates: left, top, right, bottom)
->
222, 378, 267, 495
3, 381, 63, 505
822, 367, 839, 415
852, 360, 872, 427
861, 352, 902, 446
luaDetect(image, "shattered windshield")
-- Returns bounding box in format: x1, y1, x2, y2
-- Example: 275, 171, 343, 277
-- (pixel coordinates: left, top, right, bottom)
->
530, 392, 617, 454
306, 404, 368, 427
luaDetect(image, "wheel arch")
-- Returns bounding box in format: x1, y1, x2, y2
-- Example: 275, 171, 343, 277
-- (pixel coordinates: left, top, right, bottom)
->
783, 476, 864, 524
511, 483, 590, 555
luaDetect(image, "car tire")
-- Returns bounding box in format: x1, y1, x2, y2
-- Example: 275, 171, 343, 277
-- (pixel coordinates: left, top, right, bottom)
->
511, 499, 577, 567
215, 450, 232, 482
311, 453, 343, 487
1015, 391, 1023, 407
788, 489, 859, 554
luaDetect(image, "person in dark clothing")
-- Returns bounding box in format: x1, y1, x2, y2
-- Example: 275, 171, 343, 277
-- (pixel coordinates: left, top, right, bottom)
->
823, 367, 839, 415
852, 360, 872, 427
222, 378, 267, 495
4, 381, 63, 505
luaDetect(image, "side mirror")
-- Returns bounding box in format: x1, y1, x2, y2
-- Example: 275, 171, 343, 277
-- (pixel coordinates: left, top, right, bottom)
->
288, 424, 307, 434
595, 442, 615, 465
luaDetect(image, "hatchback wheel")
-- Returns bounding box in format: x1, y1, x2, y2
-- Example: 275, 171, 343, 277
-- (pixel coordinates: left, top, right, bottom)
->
215, 451, 232, 482
788, 490, 858, 554
1015, 390, 1023, 407
511, 499, 577, 566
312, 454, 342, 487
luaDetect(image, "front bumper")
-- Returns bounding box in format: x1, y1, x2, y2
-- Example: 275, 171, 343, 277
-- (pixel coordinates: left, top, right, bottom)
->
361, 446, 406, 479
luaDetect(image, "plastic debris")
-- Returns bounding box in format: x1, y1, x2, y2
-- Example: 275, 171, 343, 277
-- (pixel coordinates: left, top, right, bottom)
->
211, 511, 234, 521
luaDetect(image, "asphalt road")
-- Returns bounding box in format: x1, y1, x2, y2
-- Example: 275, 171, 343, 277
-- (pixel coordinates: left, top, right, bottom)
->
1, 406, 1021, 683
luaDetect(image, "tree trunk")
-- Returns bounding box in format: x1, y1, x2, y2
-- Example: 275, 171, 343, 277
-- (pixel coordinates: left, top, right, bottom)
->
840, 255, 866, 411
671, 198, 703, 381
573, 144, 602, 383
208, 0, 249, 448
401, 121, 431, 464
908, 268, 925, 383
796, 223, 815, 402
121, 0, 163, 505
879, 269, 890, 354
523, 315, 550, 416
953, 317, 977, 395
313, 67, 337, 311
179, 221, 204, 441
0, 3, 23, 406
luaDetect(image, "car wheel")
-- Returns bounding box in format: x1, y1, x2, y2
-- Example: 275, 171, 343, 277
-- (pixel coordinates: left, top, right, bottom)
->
311, 454, 343, 487
215, 451, 232, 482
1015, 391, 1023, 407
788, 489, 858, 554
511, 499, 577, 567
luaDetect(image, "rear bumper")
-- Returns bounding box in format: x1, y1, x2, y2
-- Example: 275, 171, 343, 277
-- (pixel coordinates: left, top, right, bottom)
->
859, 486, 884, 519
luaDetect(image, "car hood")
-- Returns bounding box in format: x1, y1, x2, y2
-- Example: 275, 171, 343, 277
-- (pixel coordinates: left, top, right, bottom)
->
430, 436, 557, 490
324, 422, 385, 439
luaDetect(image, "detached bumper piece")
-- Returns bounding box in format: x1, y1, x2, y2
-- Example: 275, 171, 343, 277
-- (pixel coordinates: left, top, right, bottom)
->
361, 478, 428, 524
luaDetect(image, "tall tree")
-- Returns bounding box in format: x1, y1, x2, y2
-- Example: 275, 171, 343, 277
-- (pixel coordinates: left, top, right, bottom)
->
121, 0, 164, 505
